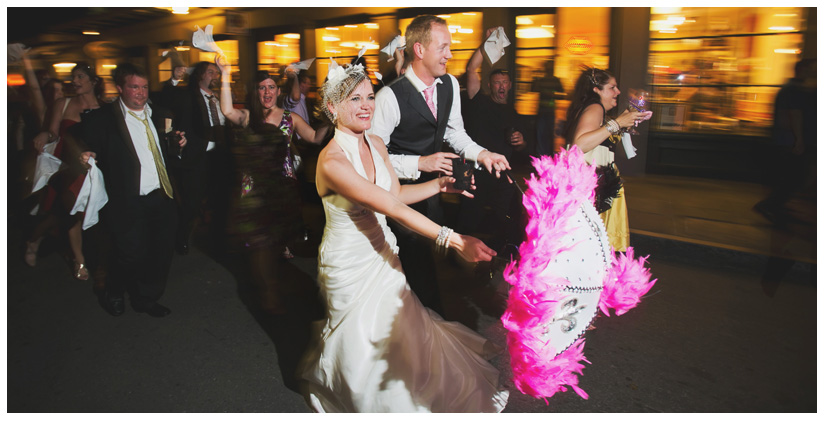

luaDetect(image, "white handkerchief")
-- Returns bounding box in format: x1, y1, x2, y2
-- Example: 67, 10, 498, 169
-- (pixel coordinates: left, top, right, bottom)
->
381, 36, 405, 61
70, 157, 108, 230
287, 58, 316, 72
31, 141, 62, 194
621, 132, 637, 159
8, 43, 30, 64
192, 24, 223, 54
484, 27, 510, 65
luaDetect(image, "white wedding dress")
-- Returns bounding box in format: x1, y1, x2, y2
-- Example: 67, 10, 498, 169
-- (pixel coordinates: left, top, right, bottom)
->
301, 129, 509, 413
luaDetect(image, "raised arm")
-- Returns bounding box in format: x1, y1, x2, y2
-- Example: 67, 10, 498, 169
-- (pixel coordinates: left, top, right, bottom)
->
465, 27, 497, 100
215, 56, 249, 127
22, 52, 47, 126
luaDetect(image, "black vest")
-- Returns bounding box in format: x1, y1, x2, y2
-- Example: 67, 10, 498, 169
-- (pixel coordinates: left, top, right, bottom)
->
386, 74, 453, 158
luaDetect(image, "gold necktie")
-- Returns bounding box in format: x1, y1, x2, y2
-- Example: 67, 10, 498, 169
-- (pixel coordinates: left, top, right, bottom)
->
128, 110, 173, 199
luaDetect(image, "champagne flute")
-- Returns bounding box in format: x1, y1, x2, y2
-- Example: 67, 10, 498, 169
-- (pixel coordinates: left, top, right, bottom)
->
625, 89, 649, 135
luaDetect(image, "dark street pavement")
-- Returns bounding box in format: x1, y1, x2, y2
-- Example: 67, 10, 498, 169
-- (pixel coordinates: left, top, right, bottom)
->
4, 173, 817, 413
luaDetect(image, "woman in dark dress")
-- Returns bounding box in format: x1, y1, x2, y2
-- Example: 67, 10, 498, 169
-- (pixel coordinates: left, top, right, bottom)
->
217, 59, 320, 314
26, 62, 103, 281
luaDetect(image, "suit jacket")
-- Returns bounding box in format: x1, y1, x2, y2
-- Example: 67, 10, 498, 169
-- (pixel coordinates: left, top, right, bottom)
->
80, 100, 179, 232
172, 87, 227, 170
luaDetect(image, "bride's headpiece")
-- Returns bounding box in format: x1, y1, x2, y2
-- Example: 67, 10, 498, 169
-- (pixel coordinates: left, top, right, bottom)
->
318, 58, 368, 123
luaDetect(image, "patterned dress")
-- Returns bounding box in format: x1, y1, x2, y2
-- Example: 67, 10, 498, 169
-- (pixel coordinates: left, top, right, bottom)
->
228, 111, 302, 251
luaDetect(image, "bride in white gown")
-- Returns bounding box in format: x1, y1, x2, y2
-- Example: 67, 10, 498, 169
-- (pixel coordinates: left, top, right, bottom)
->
300, 63, 509, 412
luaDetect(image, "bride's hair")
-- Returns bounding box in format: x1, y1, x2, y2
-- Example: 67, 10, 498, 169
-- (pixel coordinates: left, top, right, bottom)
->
317, 63, 369, 125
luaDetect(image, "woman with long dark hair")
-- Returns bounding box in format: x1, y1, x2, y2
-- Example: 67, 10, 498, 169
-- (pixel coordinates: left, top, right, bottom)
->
563, 67, 648, 252
26, 62, 104, 281
216, 59, 320, 314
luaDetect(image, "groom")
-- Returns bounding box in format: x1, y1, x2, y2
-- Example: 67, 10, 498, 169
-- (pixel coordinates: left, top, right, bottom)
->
371, 15, 510, 315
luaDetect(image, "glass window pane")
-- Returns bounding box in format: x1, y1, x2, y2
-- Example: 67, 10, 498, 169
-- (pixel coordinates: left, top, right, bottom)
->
515, 13, 556, 115
648, 7, 805, 136
398, 12, 483, 78
315, 23, 381, 88
258, 33, 301, 76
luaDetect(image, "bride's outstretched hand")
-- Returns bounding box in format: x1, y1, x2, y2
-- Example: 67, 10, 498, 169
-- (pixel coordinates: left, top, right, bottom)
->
455, 234, 496, 263
438, 176, 476, 198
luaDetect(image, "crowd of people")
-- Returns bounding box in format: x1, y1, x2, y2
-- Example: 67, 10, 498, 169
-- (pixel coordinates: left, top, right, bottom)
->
10, 14, 663, 412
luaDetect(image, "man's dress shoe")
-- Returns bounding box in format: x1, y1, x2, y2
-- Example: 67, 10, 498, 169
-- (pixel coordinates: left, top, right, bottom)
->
134, 302, 172, 318
101, 292, 125, 317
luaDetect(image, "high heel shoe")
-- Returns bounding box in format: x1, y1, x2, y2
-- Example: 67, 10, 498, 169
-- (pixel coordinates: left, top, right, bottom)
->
74, 261, 90, 281
24, 239, 40, 267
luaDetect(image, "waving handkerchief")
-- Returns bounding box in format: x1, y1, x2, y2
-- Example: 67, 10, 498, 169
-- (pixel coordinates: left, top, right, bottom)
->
8, 43, 30, 64
71, 157, 108, 230
381, 36, 405, 61
287, 58, 316, 73
192, 24, 223, 54
31, 141, 61, 194
484, 27, 510, 65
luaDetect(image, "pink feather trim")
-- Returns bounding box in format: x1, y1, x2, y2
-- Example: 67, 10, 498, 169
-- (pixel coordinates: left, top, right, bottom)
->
599, 247, 657, 317
502, 147, 655, 401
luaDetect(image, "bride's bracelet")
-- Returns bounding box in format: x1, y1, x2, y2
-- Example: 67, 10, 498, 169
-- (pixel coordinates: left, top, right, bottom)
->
435, 226, 454, 254
605, 118, 621, 135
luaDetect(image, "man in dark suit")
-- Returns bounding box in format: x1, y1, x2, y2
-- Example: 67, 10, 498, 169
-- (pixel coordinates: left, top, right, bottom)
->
169, 61, 231, 256
371, 15, 511, 315
81, 63, 187, 317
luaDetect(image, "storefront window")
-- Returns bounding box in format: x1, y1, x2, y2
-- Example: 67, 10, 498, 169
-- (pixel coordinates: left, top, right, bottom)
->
398, 12, 483, 78
648, 7, 805, 136
514, 13, 556, 116
157, 47, 188, 85
257, 33, 301, 76
315, 23, 381, 89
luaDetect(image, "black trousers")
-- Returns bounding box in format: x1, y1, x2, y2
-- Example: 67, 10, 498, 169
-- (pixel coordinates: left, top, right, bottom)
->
107, 190, 177, 306
387, 193, 444, 316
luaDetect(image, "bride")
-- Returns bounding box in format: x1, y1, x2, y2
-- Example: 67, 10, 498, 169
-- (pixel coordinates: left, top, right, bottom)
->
300, 63, 509, 412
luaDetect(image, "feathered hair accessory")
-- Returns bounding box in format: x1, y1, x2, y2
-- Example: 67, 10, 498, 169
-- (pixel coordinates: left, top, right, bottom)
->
318, 59, 368, 124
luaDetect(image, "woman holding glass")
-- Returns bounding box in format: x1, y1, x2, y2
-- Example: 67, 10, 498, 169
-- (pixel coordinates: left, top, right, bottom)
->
563, 67, 649, 252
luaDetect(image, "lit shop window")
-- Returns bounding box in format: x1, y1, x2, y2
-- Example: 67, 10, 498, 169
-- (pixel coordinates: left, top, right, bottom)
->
315, 23, 381, 88
258, 33, 301, 76
514, 13, 557, 116
398, 12, 483, 79
648, 7, 805, 136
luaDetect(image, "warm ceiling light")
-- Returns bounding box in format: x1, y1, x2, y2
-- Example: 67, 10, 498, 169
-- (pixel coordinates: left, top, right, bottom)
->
457, 28, 473, 34
326, 27, 339, 30
53, 63, 77, 68
437, 15, 451, 19
322, 36, 340, 42
82, 31, 100, 35
339, 42, 356, 48
516, 17, 534, 25
769, 26, 796, 31
344, 25, 358, 28
364, 23, 378, 28
774, 13, 797, 17
283, 33, 300, 39
172, 7, 189, 14
174, 46, 190, 51
774, 48, 801, 54
325, 49, 341, 54
462, 12, 477, 16
102, 64, 117, 69
667, 16, 686, 24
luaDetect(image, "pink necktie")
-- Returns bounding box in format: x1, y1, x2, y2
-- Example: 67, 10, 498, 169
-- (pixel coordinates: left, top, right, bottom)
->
423, 85, 437, 120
